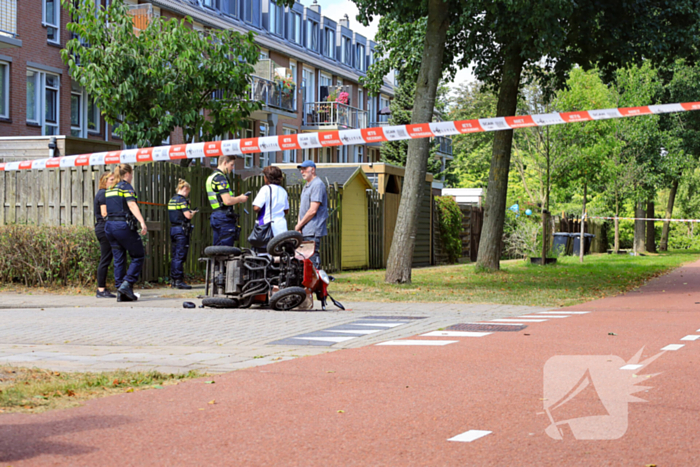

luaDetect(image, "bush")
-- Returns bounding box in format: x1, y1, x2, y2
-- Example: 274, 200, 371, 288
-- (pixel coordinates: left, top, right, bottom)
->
435, 196, 463, 263
0, 225, 101, 287
503, 214, 541, 259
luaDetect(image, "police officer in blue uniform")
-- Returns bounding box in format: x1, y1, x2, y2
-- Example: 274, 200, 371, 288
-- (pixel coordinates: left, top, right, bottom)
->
168, 178, 197, 289
206, 155, 248, 246
104, 164, 147, 302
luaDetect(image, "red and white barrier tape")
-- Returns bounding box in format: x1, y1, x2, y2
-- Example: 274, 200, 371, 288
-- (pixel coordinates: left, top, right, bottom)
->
2, 101, 699, 172
590, 216, 700, 223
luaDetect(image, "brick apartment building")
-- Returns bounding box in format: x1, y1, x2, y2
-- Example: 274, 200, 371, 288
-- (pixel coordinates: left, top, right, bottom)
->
0, 0, 452, 179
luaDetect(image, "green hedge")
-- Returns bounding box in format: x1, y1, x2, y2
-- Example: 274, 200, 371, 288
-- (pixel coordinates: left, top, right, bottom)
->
435, 196, 463, 263
0, 225, 101, 287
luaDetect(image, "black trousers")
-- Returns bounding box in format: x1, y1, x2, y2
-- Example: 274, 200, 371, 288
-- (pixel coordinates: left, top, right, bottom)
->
95, 222, 113, 289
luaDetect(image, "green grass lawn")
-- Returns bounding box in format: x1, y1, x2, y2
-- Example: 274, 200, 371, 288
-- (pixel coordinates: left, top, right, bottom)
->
331, 250, 700, 308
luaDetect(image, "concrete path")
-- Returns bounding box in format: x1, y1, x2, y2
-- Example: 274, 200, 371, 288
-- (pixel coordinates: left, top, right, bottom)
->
0, 289, 547, 373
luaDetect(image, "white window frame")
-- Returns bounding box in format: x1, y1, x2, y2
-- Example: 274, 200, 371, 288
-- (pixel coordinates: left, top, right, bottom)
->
303, 148, 312, 162
27, 69, 60, 136
342, 36, 352, 66
319, 72, 332, 101
244, 124, 254, 168
289, 59, 297, 110
71, 86, 86, 138
355, 145, 364, 163
258, 122, 270, 168
338, 146, 348, 163
0, 62, 9, 119
356, 44, 366, 71
282, 127, 297, 163
291, 12, 301, 44
303, 67, 315, 105
269, 1, 283, 35
42, 0, 61, 44
307, 20, 318, 52
358, 88, 364, 110
324, 28, 335, 59
259, 48, 269, 60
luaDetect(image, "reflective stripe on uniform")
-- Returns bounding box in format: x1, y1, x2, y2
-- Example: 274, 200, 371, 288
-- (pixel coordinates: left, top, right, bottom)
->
206, 171, 233, 210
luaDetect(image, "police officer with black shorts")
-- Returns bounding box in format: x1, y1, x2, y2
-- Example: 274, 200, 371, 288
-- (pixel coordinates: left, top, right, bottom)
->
168, 178, 197, 289
105, 164, 147, 302
206, 155, 248, 246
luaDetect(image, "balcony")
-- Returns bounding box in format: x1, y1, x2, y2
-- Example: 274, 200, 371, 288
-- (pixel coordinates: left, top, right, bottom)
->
303, 102, 368, 130
250, 75, 296, 114
0, 0, 21, 48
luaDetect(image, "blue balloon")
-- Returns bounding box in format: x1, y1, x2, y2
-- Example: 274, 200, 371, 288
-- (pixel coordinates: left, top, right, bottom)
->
525, 209, 532, 216
509, 204, 519, 213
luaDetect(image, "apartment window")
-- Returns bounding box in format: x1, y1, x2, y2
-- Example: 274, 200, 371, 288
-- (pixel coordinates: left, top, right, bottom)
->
303, 67, 314, 104
244, 123, 254, 168
242, 0, 253, 23
289, 60, 297, 109
307, 20, 318, 51
356, 44, 366, 71
323, 28, 335, 59
355, 145, 364, 163
290, 12, 301, 44
341, 36, 352, 66
338, 146, 348, 163
379, 95, 390, 123
269, 1, 283, 35
221, 0, 237, 16
27, 70, 59, 135
367, 96, 375, 124
258, 122, 270, 168
369, 49, 375, 67
71, 90, 83, 137
303, 148, 312, 161
358, 88, 364, 110
282, 128, 296, 163
203, 0, 220, 10
87, 96, 100, 133
320, 147, 331, 163
0, 62, 8, 119
43, 0, 60, 43
319, 72, 331, 102
259, 49, 269, 60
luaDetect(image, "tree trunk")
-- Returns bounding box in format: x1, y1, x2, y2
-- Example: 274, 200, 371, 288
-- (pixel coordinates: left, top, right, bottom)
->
634, 202, 646, 254
475, 48, 524, 271
579, 182, 587, 264
614, 194, 620, 253
659, 178, 679, 251
646, 200, 656, 253
384, 0, 449, 284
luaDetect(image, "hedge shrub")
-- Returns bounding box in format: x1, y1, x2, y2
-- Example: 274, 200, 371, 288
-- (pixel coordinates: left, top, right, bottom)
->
0, 225, 101, 287
435, 196, 463, 263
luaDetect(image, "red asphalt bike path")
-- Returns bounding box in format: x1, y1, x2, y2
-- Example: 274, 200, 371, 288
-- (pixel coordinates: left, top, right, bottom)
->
3, 260, 700, 466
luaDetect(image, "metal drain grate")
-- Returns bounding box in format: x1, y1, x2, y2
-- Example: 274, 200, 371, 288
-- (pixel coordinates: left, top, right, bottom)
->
447, 323, 527, 332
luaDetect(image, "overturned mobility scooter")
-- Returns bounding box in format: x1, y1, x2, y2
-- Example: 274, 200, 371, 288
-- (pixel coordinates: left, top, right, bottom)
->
200, 231, 345, 311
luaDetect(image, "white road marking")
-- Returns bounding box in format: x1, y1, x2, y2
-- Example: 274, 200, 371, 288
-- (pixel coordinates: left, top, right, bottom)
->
682, 335, 700, 341
325, 329, 382, 335
421, 331, 492, 338
377, 340, 458, 346
519, 315, 569, 319
294, 336, 357, 343
620, 364, 644, 371
352, 322, 406, 328
661, 344, 685, 351
473, 322, 524, 326
490, 318, 548, 323
537, 311, 590, 315
448, 430, 492, 443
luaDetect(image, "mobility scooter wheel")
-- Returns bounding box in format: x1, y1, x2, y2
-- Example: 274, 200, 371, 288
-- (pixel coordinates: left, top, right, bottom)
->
202, 297, 239, 309
270, 287, 308, 311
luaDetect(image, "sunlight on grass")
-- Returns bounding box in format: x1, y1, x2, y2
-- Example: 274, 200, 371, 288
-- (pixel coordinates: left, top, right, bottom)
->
0, 367, 204, 413
332, 250, 700, 307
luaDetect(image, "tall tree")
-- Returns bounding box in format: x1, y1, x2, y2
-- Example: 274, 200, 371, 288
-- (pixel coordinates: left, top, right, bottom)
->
358, 0, 700, 280
62, 0, 261, 150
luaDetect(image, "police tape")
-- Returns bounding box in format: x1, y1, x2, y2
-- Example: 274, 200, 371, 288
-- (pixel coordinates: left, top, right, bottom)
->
1, 101, 699, 172
589, 216, 700, 223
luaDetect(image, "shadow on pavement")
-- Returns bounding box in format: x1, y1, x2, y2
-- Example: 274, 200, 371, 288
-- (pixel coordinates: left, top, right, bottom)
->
0, 415, 131, 462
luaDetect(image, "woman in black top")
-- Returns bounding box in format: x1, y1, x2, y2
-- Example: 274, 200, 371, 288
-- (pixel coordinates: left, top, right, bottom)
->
95, 171, 115, 298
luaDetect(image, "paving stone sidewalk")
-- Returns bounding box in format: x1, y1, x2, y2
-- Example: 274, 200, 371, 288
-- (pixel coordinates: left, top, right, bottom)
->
0, 290, 549, 374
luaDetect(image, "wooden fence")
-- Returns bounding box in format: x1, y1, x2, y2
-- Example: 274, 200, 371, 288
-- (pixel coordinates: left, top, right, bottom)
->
460, 205, 484, 262
367, 189, 384, 269
0, 163, 344, 282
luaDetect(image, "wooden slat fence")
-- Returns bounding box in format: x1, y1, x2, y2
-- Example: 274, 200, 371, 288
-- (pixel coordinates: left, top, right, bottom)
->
367, 189, 384, 269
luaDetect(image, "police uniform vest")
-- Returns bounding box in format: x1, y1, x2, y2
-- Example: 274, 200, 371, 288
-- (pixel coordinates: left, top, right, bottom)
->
168, 194, 191, 225
206, 169, 233, 211
105, 181, 137, 219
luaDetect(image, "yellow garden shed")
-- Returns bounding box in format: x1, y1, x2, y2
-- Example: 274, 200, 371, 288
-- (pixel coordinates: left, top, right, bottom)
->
280, 166, 375, 270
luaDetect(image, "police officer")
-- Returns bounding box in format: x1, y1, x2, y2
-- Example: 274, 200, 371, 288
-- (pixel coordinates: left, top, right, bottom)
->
168, 178, 197, 289
104, 164, 147, 302
206, 155, 248, 246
